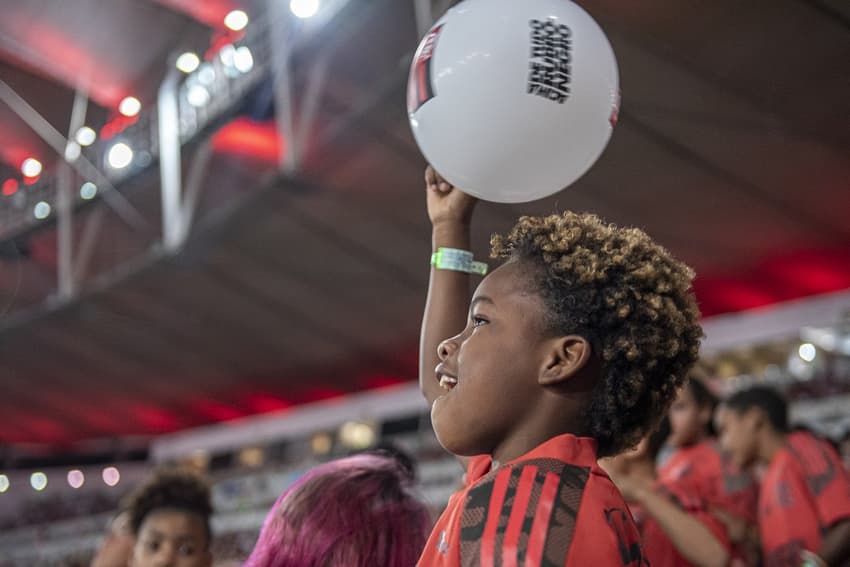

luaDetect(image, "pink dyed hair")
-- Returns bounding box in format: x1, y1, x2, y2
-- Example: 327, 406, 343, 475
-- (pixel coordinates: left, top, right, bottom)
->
244, 454, 431, 567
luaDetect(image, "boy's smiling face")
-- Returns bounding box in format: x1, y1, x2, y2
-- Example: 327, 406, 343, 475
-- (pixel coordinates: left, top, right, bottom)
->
431, 261, 556, 458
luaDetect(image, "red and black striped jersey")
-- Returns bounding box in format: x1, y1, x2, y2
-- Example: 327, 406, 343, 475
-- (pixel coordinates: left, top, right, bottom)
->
758, 431, 850, 566
418, 434, 646, 566
657, 439, 758, 524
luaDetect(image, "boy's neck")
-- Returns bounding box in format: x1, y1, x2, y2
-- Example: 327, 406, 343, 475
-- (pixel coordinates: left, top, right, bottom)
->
491, 398, 588, 465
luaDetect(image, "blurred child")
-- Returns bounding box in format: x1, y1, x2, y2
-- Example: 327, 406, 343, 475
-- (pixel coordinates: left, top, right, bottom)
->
125, 469, 213, 567
417, 168, 703, 565
718, 387, 850, 566
601, 420, 730, 567
662, 379, 758, 562
244, 454, 431, 567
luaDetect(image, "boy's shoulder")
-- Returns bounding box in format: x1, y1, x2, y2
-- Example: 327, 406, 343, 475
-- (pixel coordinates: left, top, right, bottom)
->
451, 441, 644, 566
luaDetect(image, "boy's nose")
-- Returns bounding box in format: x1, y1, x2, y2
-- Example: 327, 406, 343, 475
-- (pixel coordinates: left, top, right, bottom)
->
437, 338, 458, 361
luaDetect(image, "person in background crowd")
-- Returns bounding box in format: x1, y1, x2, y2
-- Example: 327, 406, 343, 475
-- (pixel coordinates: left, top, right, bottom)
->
718, 387, 850, 567
661, 378, 759, 563
602, 419, 730, 567
244, 454, 431, 567
125, 469, 214, 567
790, 424, 842, 459
90, 509, 135, 567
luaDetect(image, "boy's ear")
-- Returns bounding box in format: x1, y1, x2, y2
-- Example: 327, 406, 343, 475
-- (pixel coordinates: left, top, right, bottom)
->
539, 335, 592, 386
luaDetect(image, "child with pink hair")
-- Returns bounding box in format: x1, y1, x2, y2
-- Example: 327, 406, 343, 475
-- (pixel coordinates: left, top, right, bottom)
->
244, 454, 431, 567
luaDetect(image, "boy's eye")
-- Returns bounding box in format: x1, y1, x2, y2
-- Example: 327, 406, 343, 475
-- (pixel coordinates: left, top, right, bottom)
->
472, 316, 488, 327
178, 543, 196, 555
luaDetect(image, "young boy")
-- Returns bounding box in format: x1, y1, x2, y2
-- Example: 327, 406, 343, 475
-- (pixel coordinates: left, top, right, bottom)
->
661, 379, 758, 562
125, 469, 214, 567
718, 386, 850, 567
418, 168, 703, 565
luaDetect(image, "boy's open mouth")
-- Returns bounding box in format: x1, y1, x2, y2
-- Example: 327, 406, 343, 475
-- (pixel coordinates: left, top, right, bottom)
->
435, 366, 458, 392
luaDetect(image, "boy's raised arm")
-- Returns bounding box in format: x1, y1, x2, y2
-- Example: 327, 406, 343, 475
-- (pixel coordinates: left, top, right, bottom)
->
418, 166, 478, 406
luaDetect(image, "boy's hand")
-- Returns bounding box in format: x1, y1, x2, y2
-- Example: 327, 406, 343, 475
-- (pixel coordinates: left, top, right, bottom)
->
425, 166, 478, 227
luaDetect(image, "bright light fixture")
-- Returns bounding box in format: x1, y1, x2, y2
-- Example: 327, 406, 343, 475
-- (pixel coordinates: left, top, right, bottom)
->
197, 63, 216, 86
80, 182, 97, 200
34, 201, 51, 220
76, 126, 97, 146
21, 158, 42, 177
107, 143, 134, 169
234, 46, 254, 73
798, 343, 816, 363
176, 52, 201, 74
67, 470, 85, 489
224, 10, 249, 31
290, 0, 319, 19
187, 84, 211, 107
102, 467, 120, 487
30, 472, 48, 491
119, 96, 141, 117
65, 141, 81, 161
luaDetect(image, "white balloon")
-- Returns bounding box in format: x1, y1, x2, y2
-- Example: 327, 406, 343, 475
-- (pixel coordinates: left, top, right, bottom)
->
407, 0, 619, 203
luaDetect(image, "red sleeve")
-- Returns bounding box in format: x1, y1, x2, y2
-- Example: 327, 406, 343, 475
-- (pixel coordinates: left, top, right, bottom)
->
567, 470, 646, 566
759, 453, 822, 563
789, 435, 850, 528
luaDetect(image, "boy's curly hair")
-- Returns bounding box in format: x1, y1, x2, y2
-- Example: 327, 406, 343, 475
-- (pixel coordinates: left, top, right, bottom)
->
491, 211, 702, 457
125, 468, 213, 542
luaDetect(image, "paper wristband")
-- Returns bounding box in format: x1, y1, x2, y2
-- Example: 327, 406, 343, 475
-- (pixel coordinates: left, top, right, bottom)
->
430, 247, 488, 275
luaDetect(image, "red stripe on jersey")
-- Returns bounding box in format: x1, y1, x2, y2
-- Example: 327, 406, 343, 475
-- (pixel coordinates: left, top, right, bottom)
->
526, 472, 560, 565
503, 465, 539, 567
481, 467, 513, 566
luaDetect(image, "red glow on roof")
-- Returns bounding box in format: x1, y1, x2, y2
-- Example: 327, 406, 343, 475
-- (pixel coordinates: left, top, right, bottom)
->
296, 387, 347, 404
212, 118, 283, 163
2, 179, 19, 196
151, 0, 244, 28
363, 374, 408, 390
0, 18, 128, 106
695, 245, 850, 317
192, 399, 246, 422
24, 417, 66, 441
242, 393, 293, 414
132, 405, 184, 433
100, 114, 140, 141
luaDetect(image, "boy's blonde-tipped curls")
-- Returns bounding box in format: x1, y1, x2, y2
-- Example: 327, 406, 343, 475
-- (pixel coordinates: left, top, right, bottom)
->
491, 211, 703, 457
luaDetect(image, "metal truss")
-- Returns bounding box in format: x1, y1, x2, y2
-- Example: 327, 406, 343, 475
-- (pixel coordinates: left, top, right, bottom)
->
0, 0, 427, 323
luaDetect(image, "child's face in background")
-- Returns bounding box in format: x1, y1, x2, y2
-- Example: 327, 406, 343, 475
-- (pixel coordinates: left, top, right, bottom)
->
668, 387, 710, 447
130, 510, 211, 567
716, 407, 759, 468
431, 261, 553, 457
